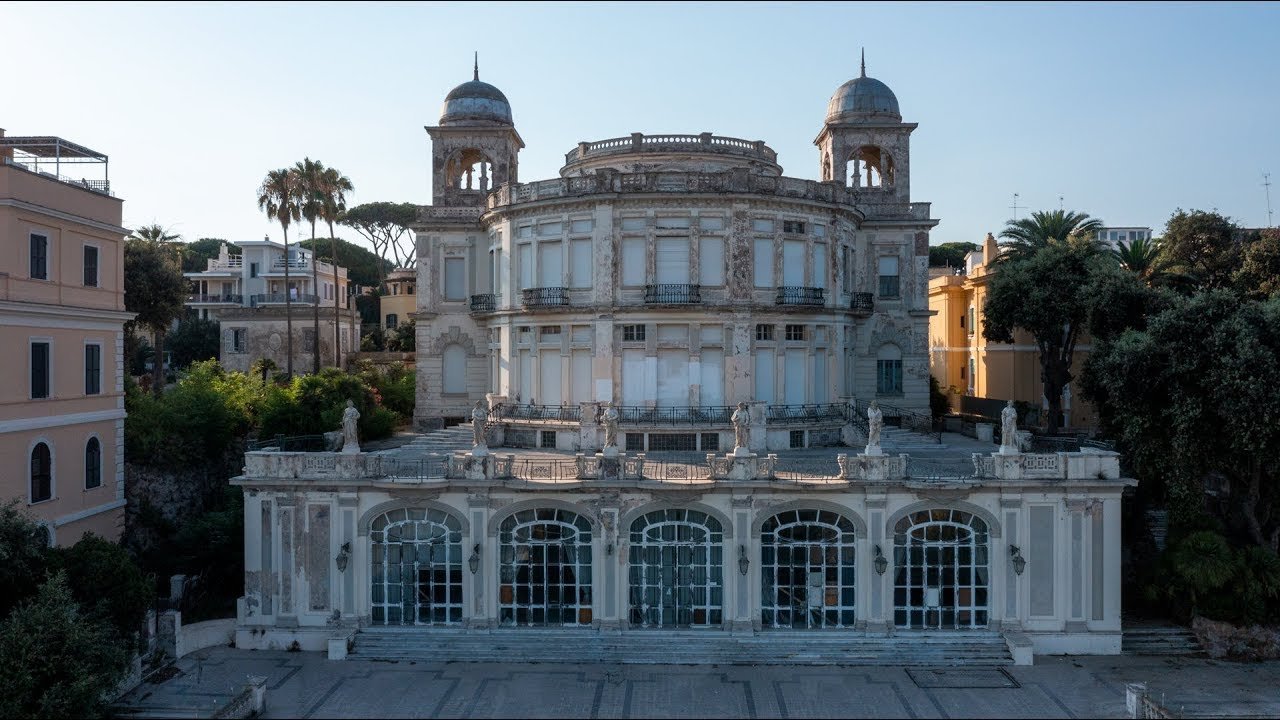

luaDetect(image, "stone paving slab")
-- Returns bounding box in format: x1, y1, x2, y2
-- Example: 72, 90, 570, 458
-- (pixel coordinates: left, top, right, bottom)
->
113, 647, 1280, 719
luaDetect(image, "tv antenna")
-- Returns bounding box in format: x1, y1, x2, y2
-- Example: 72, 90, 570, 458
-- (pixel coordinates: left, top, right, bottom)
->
1059, 195, 1064, 211
1009, 192, 1026, 220
1265, 172, 1274, 228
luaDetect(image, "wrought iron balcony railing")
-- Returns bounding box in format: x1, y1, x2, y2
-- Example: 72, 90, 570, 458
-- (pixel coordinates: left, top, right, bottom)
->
520, 287, 569, 309
494, 404, 582, 422
850, 292, 874, 313
776, 286, 825, 306
470, 293, 497, 314
186, 294, 243, 304
765, 403, 848, 424
644, 283, 702, 304
617, 406, 734, 425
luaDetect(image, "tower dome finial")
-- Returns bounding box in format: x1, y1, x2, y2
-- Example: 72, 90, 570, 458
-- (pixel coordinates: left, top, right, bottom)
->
860, 47, 866, 78
474, 51, 479, 81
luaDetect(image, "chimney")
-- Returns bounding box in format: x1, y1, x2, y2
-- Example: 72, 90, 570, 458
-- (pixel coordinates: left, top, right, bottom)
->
983, 232, 998, 265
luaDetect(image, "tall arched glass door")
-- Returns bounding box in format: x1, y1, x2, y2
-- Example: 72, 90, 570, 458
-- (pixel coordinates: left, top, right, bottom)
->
893, 509, 989, 629
628, 509, 723, 628
498, 508, 593, 627
761, 509, 857, 629
370, 508, 464, 625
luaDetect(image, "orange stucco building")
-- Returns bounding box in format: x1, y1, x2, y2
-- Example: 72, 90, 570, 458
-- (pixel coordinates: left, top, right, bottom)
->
928, 233, 1096, 431
0, 132, 133, 545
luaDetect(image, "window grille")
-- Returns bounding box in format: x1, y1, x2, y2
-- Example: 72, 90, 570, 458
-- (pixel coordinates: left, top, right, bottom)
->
622, 324, 646, 342
785, 324, 807, 342
755, 324, 774, 341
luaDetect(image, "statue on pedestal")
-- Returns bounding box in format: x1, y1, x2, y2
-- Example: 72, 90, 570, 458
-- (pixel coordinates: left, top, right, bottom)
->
340, 400, 361, 454
601, 403, 620, 450
472, 400, 488, 448
866, 400, 883, 449
731, 402, 751, 454
1001, 399, 1018, 453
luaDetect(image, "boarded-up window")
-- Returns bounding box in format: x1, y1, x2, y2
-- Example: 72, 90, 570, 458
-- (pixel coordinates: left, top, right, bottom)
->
783, 240, 804, 286
517, 244, 532, 291
700, 349, 724, 406
812, 243, 827, 289
754, 351, 775, 403
753, 238, 774, 287
444, 257, 465, 300
699, 237, 724, 286
655, 239, 689, 284
569, 239, 591, 288
443, 344, 467, 394
621, 238, 645, 286
538, 241, 562, 287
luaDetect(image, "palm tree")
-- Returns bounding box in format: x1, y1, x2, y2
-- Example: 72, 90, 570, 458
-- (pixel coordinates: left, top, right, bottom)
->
1110, 236, 1175, 286
257, 168, 301, 378
320, 166, 355, 366
995, 209, 1105, 265
127, 224, 186, 395
294, 158, 327, 374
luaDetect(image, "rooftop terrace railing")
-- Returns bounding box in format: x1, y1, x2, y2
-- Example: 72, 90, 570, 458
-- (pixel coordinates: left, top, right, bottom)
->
564, 132, 778, 167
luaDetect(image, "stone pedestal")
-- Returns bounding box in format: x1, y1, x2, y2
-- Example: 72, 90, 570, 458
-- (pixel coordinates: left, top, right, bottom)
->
456, 451, 494, 481
726, 452, 758, 481
595, 453, 622, 482
864, 444, 884, 456
975, 422, 994, 443
999, 443, 1018, 455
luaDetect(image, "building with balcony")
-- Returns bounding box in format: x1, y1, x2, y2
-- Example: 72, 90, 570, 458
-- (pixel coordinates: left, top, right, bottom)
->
0, 131, 133, 545
380, 267, 416, 331
928, 233, 1097, 430
183, 239, 360, 373
412, 60, 939, 452
1095, 226, 1153, 250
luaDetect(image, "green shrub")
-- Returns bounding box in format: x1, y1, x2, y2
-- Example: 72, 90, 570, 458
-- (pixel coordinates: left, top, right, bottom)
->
358, 362, 415, 420
361, 326, 385, 351
1147, 529, 1280, 624
0, 572, 129, 719
258, 367, 390, 440
386, 319, 416, 352
928, 376, 949, 421
47, 534, 151, 650
0, 501, 52, 619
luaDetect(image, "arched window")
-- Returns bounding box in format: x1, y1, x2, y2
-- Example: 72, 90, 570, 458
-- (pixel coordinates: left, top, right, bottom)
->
628, 509, 723, 627
850, 145, 894, 188
445, 148, 495, 192
876, 344, 903, 396
761, 509, 857, 629
85, 437, 102, 490
892, 508, 989, 629
442, 344, 467, 394
498, 508, 593, 627
370, 507, 464, 625
30, 442, 51, 503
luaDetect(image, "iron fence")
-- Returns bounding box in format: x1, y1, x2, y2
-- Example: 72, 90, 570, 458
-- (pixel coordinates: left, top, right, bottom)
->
382, 457, 449, 480
852, 399, 942, 443
639, 460, 714, 482
775, 286, 825, 306
765, 403, 847, 424
496, 404, 582, 422
616, 406, 734, 425
521, 287, 569, 308
247, 434, 327, 451
906, 457, 978, 483
510, 459, 581, 483
469, 293, 496, 313
772, 459, 844, 483
850, 292, 874, 312
644, 283, 702, 304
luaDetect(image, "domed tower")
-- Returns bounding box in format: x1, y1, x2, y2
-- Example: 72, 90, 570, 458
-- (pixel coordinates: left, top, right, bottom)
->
426, 56, 524, 207
814, 51, 914, 203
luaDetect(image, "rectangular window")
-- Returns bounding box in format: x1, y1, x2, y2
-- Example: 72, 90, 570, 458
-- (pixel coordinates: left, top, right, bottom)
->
30, 234, 48, 280
250, 262, 259, 278
655, 216, 691, 230
232, 329, 246, 353
656, 324, 688, 344
444, 257, 466, 300
540, 430, 557, 448
967, 307, 976, 334
517, 225, 534, 239
878, 256, 900, 298
569, 239, 592, 288
877, 359, 904, 395
699, 325, 722, 345
783, 220, 806, 234
655, 238, 690, 284
621, 238, 645, 286
698, 237, 724, 286
700, 433, 720, 452
812, 242, 827, 289
622, 324, 645, 342
83, 245, 99, 287
752, 218, 774, 233
813, 224, 827, 238
84, 344, 101, 395
386, 314, 398, 329
539, 326, 562, 340
755, 324, 774, 341
538, 221, 563, 236
790, 430, 805, 449
31, 341, 50, 399
699, 216, 724, 231
785, 324, 807, 341
620, 217, 646, 231
570, 218, 593, 234
625, 433, 645, 452
517, 244, 533, 291
782, 240, 805, 286
303, 328, 316, 352
753, 238, 774, 287
570, 325, 592, 343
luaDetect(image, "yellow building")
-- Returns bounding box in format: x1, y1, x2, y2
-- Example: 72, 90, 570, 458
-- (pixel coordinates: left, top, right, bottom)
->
381, 267, 415, 331
928, 233, 1095, 431
0, 133, 133, 545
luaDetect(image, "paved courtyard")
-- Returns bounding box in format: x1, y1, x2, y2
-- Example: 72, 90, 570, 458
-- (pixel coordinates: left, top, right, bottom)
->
117, 647, 1280, 719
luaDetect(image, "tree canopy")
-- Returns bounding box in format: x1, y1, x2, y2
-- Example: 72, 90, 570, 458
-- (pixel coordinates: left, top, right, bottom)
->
995, 209, 1104, 266
340, 201, 418, 282
125, 227, 189, 394
296, 237, 392, 288
1156, 209, 1243, 291
927, 241, 979, 269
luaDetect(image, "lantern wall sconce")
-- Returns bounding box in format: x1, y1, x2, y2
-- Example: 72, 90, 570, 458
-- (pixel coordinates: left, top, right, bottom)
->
738, 545, 749, 576
873, 545, 888, 575
469, 544, 481, 574
1009, 544, 1026, 576
335, 541, 351, 573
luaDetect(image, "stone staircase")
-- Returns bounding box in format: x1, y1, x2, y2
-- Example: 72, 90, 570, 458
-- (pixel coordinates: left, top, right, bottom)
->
383, 424, 473, 461
1122, 623, 1204, 656
351, 627, 1012, 666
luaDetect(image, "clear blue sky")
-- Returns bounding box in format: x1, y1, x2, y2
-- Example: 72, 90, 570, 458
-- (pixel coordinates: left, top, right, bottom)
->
4, 2, 1278, 247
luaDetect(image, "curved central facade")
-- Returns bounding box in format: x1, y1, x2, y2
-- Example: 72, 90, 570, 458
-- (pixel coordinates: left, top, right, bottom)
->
414, 67, 938, 452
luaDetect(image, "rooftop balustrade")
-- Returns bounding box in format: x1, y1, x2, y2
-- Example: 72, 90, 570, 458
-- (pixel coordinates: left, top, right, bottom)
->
563, 132, 778, 168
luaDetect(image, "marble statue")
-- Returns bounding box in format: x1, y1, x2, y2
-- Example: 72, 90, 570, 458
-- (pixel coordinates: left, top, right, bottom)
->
340, 400, 360, 454
866, 401, 883, 449
731, 402, 750, 452
1001, 399, 1018, 453
601, 403, 620, 449
472, 400, 488, 448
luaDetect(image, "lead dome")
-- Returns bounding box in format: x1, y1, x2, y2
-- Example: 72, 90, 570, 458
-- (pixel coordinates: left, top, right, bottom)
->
439, 67, 513, 126
825, 55, 901, 123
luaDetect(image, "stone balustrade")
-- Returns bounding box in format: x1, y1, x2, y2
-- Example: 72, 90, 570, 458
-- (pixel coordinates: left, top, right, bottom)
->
562, 132, 777, 169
